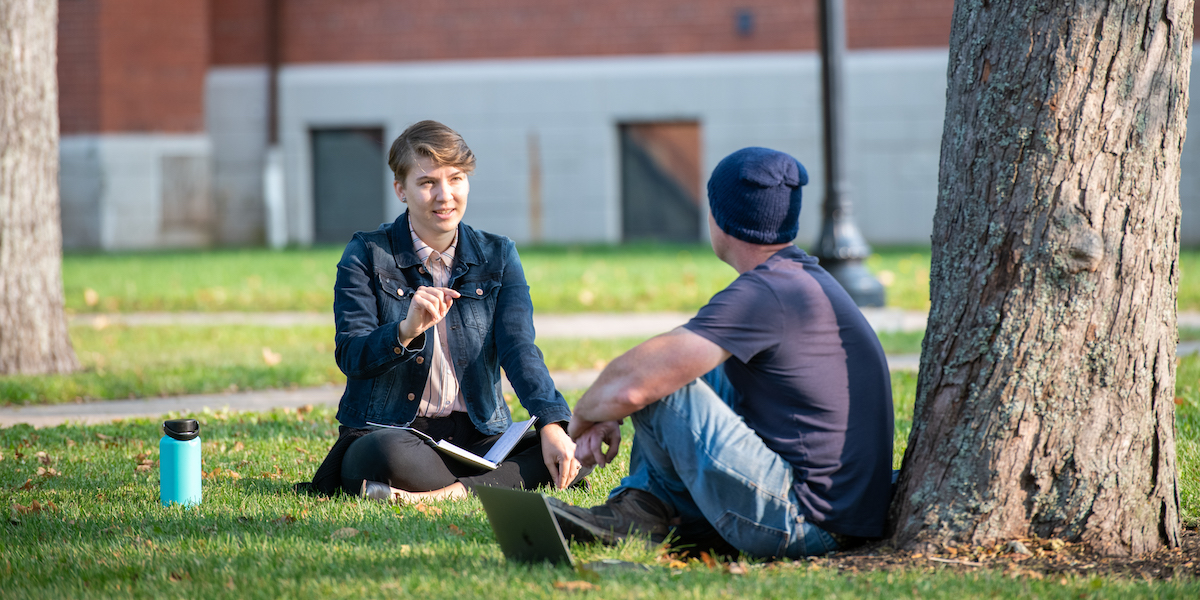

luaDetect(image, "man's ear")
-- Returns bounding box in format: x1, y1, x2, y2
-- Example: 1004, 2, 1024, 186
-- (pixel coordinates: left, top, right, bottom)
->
393, 180, 407, 203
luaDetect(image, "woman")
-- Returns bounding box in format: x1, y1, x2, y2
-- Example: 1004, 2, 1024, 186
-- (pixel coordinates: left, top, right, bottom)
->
306, 120, 582, 502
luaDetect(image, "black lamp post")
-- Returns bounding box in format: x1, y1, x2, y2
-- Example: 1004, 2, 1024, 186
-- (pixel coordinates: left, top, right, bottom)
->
814, 0, 885, 307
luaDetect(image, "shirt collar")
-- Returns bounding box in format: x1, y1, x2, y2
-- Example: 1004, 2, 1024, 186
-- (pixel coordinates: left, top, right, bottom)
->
408, 218, 456, 268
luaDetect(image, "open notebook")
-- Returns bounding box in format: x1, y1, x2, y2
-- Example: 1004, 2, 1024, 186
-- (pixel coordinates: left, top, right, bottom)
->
365, 416, 538, 471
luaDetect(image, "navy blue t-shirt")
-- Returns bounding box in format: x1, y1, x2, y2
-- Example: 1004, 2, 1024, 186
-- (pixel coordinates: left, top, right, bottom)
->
682, 246, 894, 538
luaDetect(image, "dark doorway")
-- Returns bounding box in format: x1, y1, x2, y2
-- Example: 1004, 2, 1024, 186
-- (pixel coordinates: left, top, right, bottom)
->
620, 122, 702, 242
311, 127, 386, 244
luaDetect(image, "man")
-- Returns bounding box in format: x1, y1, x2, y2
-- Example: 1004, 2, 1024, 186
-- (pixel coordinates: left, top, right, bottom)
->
551, 147, 894, 558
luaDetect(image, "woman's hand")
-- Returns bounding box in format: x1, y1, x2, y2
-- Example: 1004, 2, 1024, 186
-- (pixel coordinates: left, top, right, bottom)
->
398, 286, 460, 347
539, 422, 581, 490
574, 421, 622, 469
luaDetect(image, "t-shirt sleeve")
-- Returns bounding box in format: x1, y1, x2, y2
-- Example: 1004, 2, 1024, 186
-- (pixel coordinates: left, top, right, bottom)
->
683, 274, 781, 364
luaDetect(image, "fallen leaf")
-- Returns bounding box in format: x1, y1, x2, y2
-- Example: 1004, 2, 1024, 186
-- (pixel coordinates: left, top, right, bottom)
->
95, 433, 111, 441
226, 578, 236, 591
36, 467, 60, 478
14, 500, 55, 514
134, 455, 155, 472
232, 441, 245, 452
726, 562, 749, 575
274, 514, 297, 525
297, 404, 313, 415
84, 288, 100, 306
699, 551, 717, 569
294, 446, 309, 455
414, 502, 443, 517
262, 347, 282, 366
66, 440, 76, 448
447, 524, 465, 537
17, 479, 33, 491
553, 581, 598, 592
35, 451, 51, 465
330, 527, 359, 540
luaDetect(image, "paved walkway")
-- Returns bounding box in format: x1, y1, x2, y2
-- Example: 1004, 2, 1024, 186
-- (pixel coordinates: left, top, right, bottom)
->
4, 309, 1195, 428
68, 307, 930, 337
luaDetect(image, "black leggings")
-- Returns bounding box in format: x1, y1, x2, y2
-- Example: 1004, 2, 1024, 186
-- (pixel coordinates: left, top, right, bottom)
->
340, 412, 553, 494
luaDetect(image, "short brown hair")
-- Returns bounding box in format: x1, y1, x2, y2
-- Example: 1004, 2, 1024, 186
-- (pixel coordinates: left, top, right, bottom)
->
387, 120, 476, 183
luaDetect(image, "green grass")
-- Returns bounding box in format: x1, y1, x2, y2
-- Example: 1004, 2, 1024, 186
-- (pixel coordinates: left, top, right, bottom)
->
0, 324, 930, 406
1173, 356, 1200, 527
865, 247, 932, 311
62, 247, 343, 314
0, 325, 343, 406
0, 326, 654, 406
61, 244, 937, 314
58, 246, 1200, 314
2, 394, 1196, 598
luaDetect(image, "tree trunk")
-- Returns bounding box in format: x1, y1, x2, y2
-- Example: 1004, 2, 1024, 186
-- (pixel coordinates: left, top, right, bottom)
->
890, 0, 1190, 556
0, 0, 78, 375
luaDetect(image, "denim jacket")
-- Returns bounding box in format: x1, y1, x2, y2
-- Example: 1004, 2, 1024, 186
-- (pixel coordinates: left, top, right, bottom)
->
332, 212, 571, 434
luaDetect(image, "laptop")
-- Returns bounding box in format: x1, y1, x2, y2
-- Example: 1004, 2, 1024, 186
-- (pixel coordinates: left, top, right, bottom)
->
475, 485, 574, 566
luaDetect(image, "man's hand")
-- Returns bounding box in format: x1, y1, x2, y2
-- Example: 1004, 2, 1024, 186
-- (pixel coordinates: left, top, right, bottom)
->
539, 422, 580, 490
398, 286, 460, 346
574, 420, 621, 469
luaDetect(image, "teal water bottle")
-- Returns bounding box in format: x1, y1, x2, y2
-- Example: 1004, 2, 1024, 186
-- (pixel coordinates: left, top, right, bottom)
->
160, 419, 202, 507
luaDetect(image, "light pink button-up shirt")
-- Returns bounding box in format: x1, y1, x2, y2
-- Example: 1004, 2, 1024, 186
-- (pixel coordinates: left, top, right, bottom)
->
409, 220, 468, 418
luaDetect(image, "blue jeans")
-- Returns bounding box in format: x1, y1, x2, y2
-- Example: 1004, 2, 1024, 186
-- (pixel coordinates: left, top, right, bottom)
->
613, 367, 839, 558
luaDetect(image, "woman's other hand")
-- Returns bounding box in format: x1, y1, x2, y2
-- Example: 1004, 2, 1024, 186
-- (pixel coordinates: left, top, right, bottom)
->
539, 422, 580, 490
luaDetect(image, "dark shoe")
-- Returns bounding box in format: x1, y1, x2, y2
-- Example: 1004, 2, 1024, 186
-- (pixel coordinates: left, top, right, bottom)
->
360, 480, 391, 501
547, 489, 673, 545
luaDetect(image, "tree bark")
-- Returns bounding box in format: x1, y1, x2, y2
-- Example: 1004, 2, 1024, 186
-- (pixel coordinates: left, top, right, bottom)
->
890, 0, 1190, 556
0, 0, 78, 375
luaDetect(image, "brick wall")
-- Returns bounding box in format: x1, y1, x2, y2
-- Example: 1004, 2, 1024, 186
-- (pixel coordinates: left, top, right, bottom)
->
210, 0, 270, 65
58, 0, 100, 133
64, 1, 1198, 133
59, 0, 209, 134
847, 0, 954, 49
211, 0, 956, 66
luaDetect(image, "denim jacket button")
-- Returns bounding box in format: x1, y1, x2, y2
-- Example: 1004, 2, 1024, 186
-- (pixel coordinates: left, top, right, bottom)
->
407, 393, 415, 401
416, 356, 424, 364
393, 347, 402, 354
475, 288, 483, 295
397, 288, 404, 296
419, 267, 427, 274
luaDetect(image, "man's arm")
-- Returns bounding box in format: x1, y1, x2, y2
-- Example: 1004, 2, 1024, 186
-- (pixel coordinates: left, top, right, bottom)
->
569, 327, 731, 439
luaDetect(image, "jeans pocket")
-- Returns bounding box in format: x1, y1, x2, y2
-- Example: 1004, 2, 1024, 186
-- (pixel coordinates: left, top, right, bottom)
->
713, 510, 789, 558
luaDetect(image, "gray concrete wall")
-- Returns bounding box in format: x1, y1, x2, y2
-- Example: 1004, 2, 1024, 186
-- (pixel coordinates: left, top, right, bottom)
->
73, 47, 1199, 250
209, 50, 949, 248
205, 67, 269, 246
59, 134, 212, 250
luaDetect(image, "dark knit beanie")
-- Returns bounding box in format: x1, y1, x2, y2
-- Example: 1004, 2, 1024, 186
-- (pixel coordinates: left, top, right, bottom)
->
706, 147, 808, 244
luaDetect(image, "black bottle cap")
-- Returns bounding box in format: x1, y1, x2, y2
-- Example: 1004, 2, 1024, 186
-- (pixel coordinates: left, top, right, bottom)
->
162, 419, 200, 441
